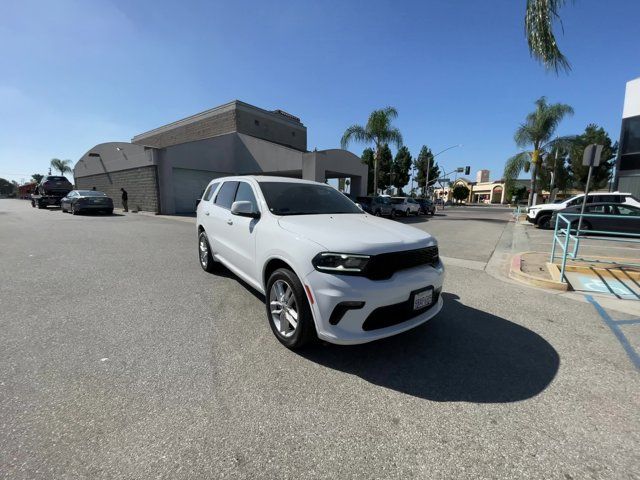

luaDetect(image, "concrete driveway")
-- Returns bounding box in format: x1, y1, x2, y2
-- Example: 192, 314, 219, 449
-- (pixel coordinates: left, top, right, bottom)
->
1, 200, 638, 479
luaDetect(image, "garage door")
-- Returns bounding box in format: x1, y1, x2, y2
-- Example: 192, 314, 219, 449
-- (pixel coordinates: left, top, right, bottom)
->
172, 168, 224, 213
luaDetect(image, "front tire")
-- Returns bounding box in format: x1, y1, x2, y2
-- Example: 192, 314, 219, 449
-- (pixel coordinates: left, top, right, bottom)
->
266, 268, 316, 349
198, 231, 216, 273
537, 214, 551, 229
405, 209, 410, 217
71, 203, 78, 215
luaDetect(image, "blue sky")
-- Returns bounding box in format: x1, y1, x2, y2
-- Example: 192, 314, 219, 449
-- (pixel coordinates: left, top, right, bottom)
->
1, 0, 638, 184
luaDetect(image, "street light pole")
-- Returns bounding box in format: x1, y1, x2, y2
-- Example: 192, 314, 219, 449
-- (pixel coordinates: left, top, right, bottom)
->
425, 144, 462, 198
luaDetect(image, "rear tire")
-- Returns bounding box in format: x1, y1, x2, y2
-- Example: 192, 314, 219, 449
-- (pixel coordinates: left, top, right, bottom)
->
198, 231, 216, 273
265, 268, 316, 349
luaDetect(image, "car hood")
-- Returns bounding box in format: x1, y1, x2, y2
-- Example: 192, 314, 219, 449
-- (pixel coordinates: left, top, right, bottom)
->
277, 214, 436, 255
530, 203, 565, 212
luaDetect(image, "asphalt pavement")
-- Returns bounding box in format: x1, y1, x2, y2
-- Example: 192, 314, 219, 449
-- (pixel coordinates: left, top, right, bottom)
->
1, 200, 638, 479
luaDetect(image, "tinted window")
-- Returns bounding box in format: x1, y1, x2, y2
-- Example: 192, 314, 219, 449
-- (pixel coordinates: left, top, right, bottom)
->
391, 198, 404, 204
214, 181, 238, 209
203, 182, 219, 201
235, 182, 258, 210
586, 205, 608, 214
379, 197, 391, 204
621, 116, 640, 155
616, 205, 640, 216
47, 176, 68, 182
77, 190, 107, 197
258, 182, 362, 216
594, 195, 616, 203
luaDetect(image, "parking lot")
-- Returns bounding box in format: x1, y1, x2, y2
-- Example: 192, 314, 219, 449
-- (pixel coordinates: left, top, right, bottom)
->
1, 199, 639, 479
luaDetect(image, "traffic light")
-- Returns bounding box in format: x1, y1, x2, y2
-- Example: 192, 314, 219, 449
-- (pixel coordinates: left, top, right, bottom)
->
464, 166, 470, 175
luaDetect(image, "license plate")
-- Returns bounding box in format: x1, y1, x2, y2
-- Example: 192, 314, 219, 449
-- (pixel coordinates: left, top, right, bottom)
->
413, 289, 433, 311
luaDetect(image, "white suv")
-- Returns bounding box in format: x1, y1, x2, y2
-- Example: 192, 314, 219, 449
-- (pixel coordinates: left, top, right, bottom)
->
391, 196, 421, 216
527, 192, 640, 229
196, 176, 444, 348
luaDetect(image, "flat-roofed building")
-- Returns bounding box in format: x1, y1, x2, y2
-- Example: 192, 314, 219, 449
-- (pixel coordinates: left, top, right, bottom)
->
74, 101, 368, 214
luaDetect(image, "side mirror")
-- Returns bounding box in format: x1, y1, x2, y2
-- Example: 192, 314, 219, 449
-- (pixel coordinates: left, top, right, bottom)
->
231, 200, 260, 218
196, 198, 201, 207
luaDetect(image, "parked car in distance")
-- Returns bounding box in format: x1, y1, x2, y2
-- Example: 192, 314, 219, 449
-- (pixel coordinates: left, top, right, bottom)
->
196, 176, 444, 349
356, 196, 394, 217
391, 196, 421, 216
527, 192, 640, 229
61, 190, 114, 215
35, 175, 73, 196
417, 199, 436, 216
550, 203, 640, 234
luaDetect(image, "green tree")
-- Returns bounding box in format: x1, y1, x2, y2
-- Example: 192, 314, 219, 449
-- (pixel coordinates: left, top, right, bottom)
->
361, 148, 375, 194
341, 107, 403, 194
506, 184, 528, 203
568, 124, 617, 190
50, 158, 72, 176
376, 144, 394, 192
503, 97, 574, 206
392, 146, 412, 192
31, 173, 44, 184
452, 184, 470, 203
414, 146, 440, 196
525, 0, 571, 73
0, 178, 15, 195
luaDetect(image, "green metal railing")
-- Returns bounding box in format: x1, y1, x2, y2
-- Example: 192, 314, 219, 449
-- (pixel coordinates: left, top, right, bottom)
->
550, 212, 640, 282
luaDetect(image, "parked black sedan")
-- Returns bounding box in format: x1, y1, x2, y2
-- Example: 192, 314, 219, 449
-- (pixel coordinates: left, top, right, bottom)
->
61, 190, 114, 215
550, 203, 640, 234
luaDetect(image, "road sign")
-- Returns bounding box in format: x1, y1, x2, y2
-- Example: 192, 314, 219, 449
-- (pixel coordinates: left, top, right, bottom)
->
456, 167, 464, 173
582, 144, 603, 167
577, 144, 604, 233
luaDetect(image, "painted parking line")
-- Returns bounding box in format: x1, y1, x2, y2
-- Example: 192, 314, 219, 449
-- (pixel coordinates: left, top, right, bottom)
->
585, 295, 640, 371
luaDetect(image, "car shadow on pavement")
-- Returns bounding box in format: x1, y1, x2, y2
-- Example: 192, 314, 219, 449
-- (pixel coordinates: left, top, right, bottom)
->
298, 292, 559, 403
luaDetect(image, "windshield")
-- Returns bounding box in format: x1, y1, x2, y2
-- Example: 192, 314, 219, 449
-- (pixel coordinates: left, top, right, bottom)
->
77, 190, 107, 197
379, 197, 391, 204
391, 198, 404, 204
47, 176, 68, 182
259, 182, 363, 216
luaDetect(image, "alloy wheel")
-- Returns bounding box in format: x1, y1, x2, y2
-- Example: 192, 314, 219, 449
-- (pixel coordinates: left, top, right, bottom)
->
269, 279, 298, 338
199, 235, 209, 268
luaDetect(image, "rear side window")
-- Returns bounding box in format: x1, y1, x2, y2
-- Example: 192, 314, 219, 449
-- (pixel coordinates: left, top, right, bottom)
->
234, 182, 258, 211
203, 182, 219, 201
214, 181, 238, 209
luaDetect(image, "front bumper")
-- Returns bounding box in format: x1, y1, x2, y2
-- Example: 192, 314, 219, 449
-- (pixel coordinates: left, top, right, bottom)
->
304, 262, 445, 345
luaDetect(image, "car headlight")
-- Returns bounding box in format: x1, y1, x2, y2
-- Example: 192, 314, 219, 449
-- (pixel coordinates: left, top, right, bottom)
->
312, 252, 370, 274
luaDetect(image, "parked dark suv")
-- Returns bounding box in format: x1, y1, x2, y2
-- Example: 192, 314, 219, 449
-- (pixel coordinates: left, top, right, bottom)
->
356, 196, 394, 217
36, 176, 73, 196
417, 199, 436, 215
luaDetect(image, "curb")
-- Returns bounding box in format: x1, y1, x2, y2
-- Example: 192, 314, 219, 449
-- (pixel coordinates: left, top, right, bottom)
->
508, 252, 568, 291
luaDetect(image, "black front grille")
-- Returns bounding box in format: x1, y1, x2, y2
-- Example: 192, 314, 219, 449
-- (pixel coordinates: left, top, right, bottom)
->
362, 288, 441, 331
364, 246, 439, 280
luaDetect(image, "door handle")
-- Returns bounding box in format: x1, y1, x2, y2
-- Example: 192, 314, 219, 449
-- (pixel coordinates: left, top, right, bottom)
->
227, 219, 233, 225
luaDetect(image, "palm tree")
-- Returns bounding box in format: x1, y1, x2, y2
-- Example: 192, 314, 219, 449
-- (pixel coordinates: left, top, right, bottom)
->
341, 107, 403, 195
503, 97, 574, 206
525, 0, 571, 73
50, 158, 72, 176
